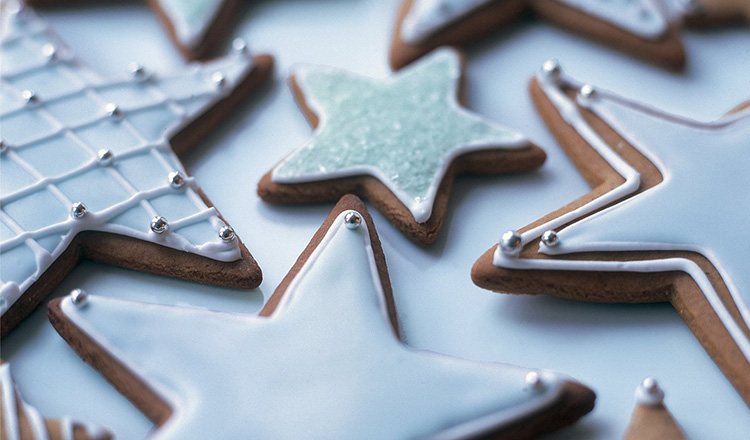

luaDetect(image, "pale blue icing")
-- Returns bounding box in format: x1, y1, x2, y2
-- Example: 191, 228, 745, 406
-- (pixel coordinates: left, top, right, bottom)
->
60, 211, 569, 439
272, 48, 528, 223
0, 4, 255, 314
156, 0, 226, 47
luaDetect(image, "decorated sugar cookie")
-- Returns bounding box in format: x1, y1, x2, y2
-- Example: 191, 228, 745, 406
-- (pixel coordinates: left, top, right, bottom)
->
48, 195, 595, 439
390, 0, 687, 70
258, 48, 545, 246
622, 378, 686, 440
0, 2, 273, 336
0, 362, 112, 440
472, 60, 750, 406
25, 0, 243, 59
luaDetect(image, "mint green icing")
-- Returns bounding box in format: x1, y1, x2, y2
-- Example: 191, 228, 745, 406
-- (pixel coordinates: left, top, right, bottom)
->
272, 48, 528, 223
157, 0, 224, 46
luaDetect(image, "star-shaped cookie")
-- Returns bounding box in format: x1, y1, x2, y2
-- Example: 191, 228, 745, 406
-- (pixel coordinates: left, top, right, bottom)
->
390, 0, 688, 70
472, 60, 750, 406
1, 361, 112, 440
48, 195, 595, 439
0, 2, 272, 336
26, 0, 242, 59
258, 48, 545, 246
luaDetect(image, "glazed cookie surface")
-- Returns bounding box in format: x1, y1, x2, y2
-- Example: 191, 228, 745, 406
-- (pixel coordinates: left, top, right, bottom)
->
49, 196, 595, 439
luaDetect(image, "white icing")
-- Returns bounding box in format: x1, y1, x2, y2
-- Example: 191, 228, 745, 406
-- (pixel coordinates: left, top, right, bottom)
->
493, 66, 750, 365
59, 210, 574, 439
634, 378, 665, 406
1, 363, 108, 440
271, 48, 529, 223
155, 0, 226, 48
400, 0, 668, 44
0, 3, 255, 315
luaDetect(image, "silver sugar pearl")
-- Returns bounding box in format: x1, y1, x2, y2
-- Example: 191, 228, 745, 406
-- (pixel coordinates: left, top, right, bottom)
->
499, 230, 522, 256
168, 171, 186, 188
41, 43, 57, 60
70, 202, 87, 219
642, 377, 660, 394
579, 84, 596, 100
97, 149, 114, 166
344, 211, 362, 229
128, 62, 149, 81
211, 71, 227, 89
232, 38, 249, 54
541, 230, 559, 247
70, 288, 89, 307
150, 216, 169, 234
541, 59, 561, 79
104, 103, 123, 119
7, 1, 23, 15
219, 225, 236, 241
21, 90, 39, 105
525, 371, 546, 393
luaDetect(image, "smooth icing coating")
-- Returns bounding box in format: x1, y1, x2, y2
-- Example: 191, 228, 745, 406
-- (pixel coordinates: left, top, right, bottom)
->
1, 363, 109, 440
59, 210, 569, 439
0, 3, 254, 315
400, 0, 667, 44
156, 0, 226, 47
494, 65, 750, 364
271, 48, 528, 223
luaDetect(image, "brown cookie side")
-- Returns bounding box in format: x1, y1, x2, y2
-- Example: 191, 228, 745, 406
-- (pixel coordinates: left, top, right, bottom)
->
683, 0, 750, 27
472, 78, 750, 407
528, 0, 686, 70
622, 403, 686, 440
389, 0, 528, 70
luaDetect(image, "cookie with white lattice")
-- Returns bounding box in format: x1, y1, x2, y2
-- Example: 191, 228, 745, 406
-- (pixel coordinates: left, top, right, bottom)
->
0, 1, 272, 336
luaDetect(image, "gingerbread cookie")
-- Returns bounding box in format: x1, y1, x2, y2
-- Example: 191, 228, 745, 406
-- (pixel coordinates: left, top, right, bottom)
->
258, 48, 545, 246
0, 2, 272, 337
623, 378, 685, 440
390, 0, 686, 70
48, 195, 595, 439
25, 0, 243, 60
472, 59, 750, 406
1, 361, 112, 440
681, 0, 750, 27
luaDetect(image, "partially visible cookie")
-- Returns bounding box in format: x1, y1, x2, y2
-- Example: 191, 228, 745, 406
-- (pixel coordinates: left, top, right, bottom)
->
0, 2, 272, 336
0, 361, 112, 440
472, 60, 750, 406
390, 0, 686, 70
622, 378, 685, 440
258, 47, 545, 246
48, 195, 595, 439
682, 0, 750, 27
24, 0, 244, 60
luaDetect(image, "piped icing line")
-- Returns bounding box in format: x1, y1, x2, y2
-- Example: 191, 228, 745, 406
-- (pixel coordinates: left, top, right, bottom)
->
271, 48, 528, 224
493, 62, 750, 364
400, 0, 669, 44
1, 2, 255, 314
56, 210, 574, 439
0, 363, 110, 440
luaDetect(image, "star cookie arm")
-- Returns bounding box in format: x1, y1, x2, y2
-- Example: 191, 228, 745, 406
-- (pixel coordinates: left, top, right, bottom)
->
0, 3, 271, 336
623, 379, 686, 440
683, 0, 750, 26
1, 362, 112, 440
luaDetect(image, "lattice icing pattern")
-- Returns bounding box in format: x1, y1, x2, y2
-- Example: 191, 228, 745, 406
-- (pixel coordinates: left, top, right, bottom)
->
0, 2, 255, 314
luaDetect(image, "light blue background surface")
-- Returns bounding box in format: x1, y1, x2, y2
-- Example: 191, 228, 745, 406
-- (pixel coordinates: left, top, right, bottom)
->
4, 1, 750, 438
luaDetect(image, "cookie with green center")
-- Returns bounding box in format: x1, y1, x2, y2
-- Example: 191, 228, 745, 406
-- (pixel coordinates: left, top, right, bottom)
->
258, 48, 545, 246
